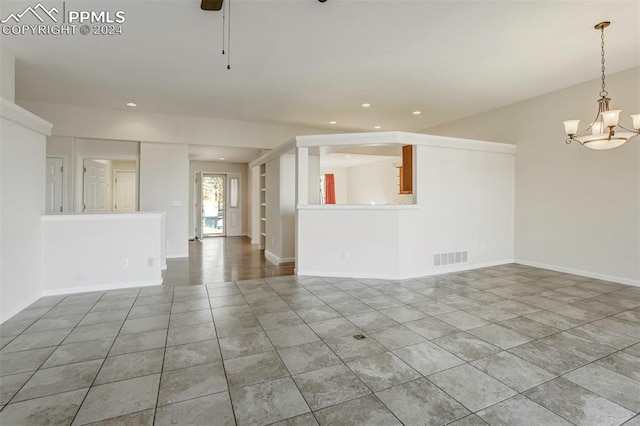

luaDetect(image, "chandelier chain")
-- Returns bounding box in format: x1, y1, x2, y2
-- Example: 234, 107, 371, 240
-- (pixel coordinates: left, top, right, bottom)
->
600, 25, 607, 98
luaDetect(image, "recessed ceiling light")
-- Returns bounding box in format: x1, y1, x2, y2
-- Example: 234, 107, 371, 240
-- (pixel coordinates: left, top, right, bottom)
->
413, 111, 422, 115
374, 126, 382, 129
345, 155, 352, 158
362, 103, 371, 108
126, 102, 137, 107
219, 157, 225, 160
329, 121, 337, 124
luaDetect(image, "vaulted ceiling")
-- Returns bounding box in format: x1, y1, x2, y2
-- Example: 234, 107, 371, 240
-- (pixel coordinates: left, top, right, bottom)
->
3, 0, 639, 133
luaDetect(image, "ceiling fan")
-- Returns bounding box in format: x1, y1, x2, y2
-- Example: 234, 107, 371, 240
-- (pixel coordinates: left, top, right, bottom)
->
201, 0, 223, 11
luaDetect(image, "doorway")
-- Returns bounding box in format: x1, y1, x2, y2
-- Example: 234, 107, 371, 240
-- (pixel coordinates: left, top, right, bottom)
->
114, 171, 136, 212
46, 157, 64, 214
81, 158, 138, 213
202, 174, 225, 236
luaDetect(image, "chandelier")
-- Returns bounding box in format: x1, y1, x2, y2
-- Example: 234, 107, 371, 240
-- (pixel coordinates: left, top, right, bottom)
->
563, 21, 640, 150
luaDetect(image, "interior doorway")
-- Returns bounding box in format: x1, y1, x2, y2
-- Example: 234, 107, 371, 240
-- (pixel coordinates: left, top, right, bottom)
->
81, 158, 137, 213
114, 171, 136, 212
202, 174, 225, 236
46, 157, 64, 214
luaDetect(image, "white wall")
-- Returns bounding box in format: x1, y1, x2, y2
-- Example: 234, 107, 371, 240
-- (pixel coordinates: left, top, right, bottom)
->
249, 166, 261, 244
264, 155, 296, 263
188, 161, 248, 239
399, 145, 515, 277
297, 207, 404, 278
19, 100, 335, 150
426, 67, 640, 284
347, 158, 410, 205
280, 155, 296, 262
0, 99, 51, 323
297, 142, 516, 279
1, 47, 15, 102
140, 143, 189, 258
42, 213, 163, 295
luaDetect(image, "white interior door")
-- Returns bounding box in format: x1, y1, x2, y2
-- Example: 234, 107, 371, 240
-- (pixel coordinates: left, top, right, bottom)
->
195, 171, 203, 240
227, 172, 242, 237
114, 171, 136, 212
45, 157, 64, 214
83, 159, 108, 213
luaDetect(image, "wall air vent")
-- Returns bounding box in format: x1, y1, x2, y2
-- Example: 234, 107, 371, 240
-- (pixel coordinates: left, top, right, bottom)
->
433, 250, 469, 267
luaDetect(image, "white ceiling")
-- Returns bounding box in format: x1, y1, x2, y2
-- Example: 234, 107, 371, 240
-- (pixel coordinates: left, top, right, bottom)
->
3, 0, 639, 134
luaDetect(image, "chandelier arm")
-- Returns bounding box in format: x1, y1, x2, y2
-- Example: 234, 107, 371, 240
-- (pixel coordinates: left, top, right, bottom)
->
615, 123, 640, 133
569, 109, 605, 139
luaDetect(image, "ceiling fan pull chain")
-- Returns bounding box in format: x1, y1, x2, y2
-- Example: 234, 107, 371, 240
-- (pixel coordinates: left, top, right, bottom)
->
221, 0, 225, 54
227, 0, 231, 69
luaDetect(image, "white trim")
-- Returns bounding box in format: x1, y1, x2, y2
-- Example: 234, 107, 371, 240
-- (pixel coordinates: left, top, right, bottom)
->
249, 137, 296, 168
167, 252, 189, 259
248, 131, 515, 169
515, 259, 640, 287
265, 250, 294, 265
162, 263, 168, 270
0, 294, 42, 324
1, 97, 52, 136
296, 259, 514, 280
42, 280, 163, 297
296, 131, 517, 154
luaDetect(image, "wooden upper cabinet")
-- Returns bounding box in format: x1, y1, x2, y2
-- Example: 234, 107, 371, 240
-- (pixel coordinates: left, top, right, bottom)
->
398, 145, 413, 194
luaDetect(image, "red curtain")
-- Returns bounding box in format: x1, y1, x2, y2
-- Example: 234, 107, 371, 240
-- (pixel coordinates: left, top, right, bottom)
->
324, 173, 336, 204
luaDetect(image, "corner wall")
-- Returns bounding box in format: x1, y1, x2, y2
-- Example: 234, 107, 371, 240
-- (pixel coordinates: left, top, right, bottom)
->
426, 67, 640, 284
140, 143, 189, 258
0, 99, 51, 322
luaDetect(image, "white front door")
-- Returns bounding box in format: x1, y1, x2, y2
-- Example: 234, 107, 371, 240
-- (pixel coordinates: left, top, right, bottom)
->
227, 172, 242, 236
114, 171, 136, 212
45, 157, 64, 214
83, 159, 108, 213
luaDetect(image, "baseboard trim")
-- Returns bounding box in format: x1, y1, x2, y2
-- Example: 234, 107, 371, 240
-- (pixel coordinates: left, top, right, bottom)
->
265, 250, 295, 265
0, 293, 42, 324
42, 279, 163, 296
167, 253, 189, 259
515, 259, 640, 287
296, 259, 514, 280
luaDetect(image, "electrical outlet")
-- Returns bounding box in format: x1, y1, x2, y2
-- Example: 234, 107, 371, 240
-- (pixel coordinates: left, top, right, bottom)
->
147, 257, 154, 267
342, 251, 349, 260
122, 259, 129, 267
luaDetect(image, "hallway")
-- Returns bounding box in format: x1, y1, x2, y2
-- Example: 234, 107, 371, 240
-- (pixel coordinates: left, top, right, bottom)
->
163, 237, 295, 286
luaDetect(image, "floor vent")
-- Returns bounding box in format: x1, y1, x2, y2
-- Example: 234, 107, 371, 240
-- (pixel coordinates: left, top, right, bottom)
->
433, 250, 468, 267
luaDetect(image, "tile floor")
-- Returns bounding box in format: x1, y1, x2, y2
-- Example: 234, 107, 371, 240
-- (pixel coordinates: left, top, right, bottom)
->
1, 264, 639, 425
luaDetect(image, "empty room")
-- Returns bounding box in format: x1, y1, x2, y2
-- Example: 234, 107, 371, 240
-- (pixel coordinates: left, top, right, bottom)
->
0, 1, 639, 425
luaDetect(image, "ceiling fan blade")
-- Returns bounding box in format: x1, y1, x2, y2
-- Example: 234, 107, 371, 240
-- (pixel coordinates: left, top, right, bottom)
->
201, 0, 224, 11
